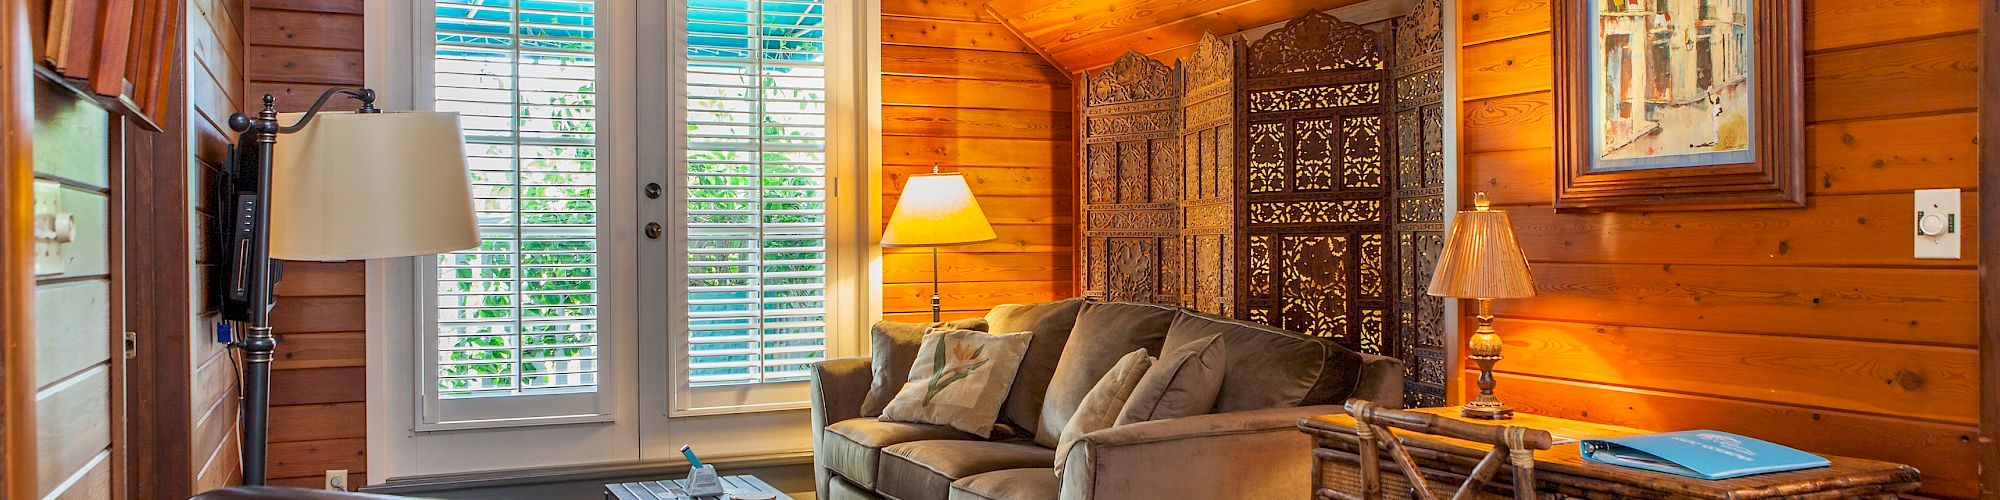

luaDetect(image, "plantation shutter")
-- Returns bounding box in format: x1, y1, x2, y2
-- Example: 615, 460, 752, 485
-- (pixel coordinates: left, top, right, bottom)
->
430, 0, 602, 399
684, 0, 831, 385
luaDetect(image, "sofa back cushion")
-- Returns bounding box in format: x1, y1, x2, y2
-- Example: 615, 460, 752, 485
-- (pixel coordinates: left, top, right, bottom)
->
1162, 311, 1364, 412
1033, 301, 1177, 447
984, 298, 1087, 436
861, 318, 991, 417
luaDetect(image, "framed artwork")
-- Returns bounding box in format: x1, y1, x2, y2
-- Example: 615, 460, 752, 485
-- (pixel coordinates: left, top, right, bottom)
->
1554, 0, 1803, 211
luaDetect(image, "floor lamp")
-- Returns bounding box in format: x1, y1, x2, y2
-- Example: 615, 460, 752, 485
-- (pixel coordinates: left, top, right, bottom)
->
224, 88, 480, 484
881, 164, 997, 321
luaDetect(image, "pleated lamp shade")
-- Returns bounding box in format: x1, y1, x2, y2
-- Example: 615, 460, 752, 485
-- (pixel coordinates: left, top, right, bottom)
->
268, 111, 482, 261
1428, 193, 1535, 299
881, 172, 998, 247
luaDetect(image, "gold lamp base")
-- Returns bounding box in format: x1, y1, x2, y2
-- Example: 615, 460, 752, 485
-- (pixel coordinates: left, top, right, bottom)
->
1462, 298, 1514, 420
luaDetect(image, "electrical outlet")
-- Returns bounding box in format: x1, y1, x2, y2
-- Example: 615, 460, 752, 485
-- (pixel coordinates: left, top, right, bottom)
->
325, 469, 349, 491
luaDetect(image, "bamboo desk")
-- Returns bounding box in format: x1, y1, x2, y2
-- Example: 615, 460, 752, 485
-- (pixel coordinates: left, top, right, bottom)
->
1300, 408, 1921, 499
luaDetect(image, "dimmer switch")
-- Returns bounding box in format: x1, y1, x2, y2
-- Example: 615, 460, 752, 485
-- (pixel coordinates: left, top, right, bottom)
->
1913, 188, 1961, 259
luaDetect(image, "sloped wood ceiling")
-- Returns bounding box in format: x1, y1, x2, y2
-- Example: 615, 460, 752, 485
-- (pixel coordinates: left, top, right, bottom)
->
986, 0, 1373, 71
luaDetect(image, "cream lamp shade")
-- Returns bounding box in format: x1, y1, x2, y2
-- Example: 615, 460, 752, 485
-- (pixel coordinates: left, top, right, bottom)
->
269, 111, 482, 261
1428, 193, 1535, 299
881, 172, 998, 247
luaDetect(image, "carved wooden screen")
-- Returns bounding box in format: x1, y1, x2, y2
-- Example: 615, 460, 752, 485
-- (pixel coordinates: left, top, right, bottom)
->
1235, 12, 1394, 355
1390, 0, 1450, 408
1178, 34, 1236, 316
1078, 52, 1183, 305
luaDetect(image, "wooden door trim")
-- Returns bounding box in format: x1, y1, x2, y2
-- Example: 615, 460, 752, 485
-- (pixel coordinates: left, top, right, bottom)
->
1, 0, 36, 497
1979, 0, 1998, 497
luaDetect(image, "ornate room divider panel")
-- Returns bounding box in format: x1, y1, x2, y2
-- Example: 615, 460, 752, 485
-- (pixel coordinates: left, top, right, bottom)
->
1389, 0, 1449, 408
1078, 52, 1182, 305
1177, 34, 1236, 317
1236, 12, 1394, 357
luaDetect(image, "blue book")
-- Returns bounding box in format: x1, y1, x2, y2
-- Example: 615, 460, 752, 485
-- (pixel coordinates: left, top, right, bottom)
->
1579, 430, 1831, 480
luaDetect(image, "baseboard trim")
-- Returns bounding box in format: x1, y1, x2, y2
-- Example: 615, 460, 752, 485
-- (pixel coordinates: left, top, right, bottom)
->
360, 450, 815, 495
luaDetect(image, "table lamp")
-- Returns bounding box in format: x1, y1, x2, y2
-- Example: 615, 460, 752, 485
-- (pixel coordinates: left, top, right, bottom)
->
225, 88, 480, 484
881, 164, 997, 322
1428, 193, 1535, 420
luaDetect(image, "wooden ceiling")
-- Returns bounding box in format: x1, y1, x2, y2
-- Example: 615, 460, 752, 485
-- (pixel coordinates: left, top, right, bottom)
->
985, 0, 1376, 73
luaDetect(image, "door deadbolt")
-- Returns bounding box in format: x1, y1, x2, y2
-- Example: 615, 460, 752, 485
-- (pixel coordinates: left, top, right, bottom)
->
645, 183, 662, 199
645, 222, 663, 239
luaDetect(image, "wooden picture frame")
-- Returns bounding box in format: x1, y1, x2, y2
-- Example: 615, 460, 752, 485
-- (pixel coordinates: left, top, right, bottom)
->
1552, 0, 1804, 211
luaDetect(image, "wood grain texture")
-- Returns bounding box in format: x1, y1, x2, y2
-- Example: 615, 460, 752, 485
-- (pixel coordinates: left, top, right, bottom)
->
266, 437, 364, 480
1977, 1, 1998, 496
243, 8, 361, 50
882, 17, 1033, 52
1458, 2, 1985, 494
35, 366, 111, 497
984, 0, 1378, 71
265, 402, 364, 443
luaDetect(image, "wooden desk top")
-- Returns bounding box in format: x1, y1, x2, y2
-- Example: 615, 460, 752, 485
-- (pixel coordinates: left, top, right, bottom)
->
1302, 408, 1920, 500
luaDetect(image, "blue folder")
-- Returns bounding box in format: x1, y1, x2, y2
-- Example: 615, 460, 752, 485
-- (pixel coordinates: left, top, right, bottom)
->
1579, 430, 1831, 480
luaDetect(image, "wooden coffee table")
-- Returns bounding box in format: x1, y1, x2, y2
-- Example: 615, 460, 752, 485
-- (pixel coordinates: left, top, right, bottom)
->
604, 474, 791, 500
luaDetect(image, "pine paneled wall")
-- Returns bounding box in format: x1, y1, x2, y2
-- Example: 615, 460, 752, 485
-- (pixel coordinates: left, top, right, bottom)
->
1455, 0, 1981, 497
190, 0, 246, 492
242, 0, 371, 489
879, 0, 1076, 322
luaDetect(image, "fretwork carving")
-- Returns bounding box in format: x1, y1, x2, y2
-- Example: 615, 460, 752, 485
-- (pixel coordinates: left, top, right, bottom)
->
1080, 51, 1181, 306
1248, 10, 1384, 77
1390, 0, 1449, 409
1176, 33, 1238, 316
1088, 51, 1177, 106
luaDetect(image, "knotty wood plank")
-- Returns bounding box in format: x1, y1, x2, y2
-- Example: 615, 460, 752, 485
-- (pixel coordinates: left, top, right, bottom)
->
1489, 318, 1977, 424
883, 252, 1073, 284
1460, 148, 1553, 205
247, 0, 362, 14
267, 402, 366, 443
193, 428, 242, 493
881, 105, 1071, 140
245, 8, 363, 50
1492, 263, 1978, 346
1806, 0, 1980, 53
1458, 0, 1549, 47
1044, 0, 1375, 71
273, 332, 364, 370
882, 17, 1033, 53
1805, 112, 1978, 194
247, 46, 364, 85
189, 349, 237, 423
1481, 373, 1978, 499
267, 473, 366, 490
35, 366, 110, 497
267, 296, 364, 333
883, 136, 1071, 168
190, 380, 238, 479
1457, 33, 1550, 101
47, 451, 109, 500
273, 260, 365, 297
1499, 192, 1980, 268
880, 0, 995, 22
268, 437, 366, 480
269, 367, 366, 406
882, 280, 1072, 313
1805, 34, 1978, 123
1461, 91, 1551, 153
882, 75, 1071, 111
883, 310, 991, 323
31, 281, 111, 390
1978, 1, 2000, 496
248, 82, 363, 111
879, 224, 1073, 253
884, 165, 1069, 197
882, 45, 1065, 82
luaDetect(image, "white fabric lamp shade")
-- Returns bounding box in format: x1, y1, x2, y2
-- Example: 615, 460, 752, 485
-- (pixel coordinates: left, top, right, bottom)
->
881, 173, 998, 247
269, 111, 482, 261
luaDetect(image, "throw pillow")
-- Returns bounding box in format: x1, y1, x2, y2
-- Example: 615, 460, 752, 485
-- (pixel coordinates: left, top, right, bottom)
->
861, 318, 990, 417
1116, 333, 1227, 426
1034, 301, 1177, 447
1054, 348, 1152, 477
985, 298, 1087, 437
879, 330, 1034, 437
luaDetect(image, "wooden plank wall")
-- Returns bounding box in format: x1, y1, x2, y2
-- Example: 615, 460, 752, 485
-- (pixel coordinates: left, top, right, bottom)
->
188, 0, 246, 492
1454, 1, 1983, 497
879, 0, 1076, 322
241, 0, 369, 489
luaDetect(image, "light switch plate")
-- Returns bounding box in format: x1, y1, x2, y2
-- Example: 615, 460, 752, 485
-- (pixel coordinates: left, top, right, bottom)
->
1913, 188, 1961, 259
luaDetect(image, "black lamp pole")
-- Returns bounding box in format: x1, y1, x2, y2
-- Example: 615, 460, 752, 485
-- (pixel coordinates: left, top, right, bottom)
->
224, 87, 378, 486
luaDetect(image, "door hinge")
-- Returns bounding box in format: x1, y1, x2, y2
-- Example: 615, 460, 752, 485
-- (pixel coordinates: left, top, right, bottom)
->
123, 331, 138, 359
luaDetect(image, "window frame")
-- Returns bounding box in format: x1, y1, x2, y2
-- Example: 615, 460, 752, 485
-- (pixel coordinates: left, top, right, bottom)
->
407, 0, 630, 431
663, 0, 867, 416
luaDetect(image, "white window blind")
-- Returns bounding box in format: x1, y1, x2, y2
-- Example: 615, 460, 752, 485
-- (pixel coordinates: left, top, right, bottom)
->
683, 0, 831, 385
431, 0, 601, 399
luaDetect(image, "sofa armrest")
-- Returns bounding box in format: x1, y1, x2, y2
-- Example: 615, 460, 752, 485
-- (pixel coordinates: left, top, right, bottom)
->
811, 357, 872, 500
1351, 353, 1405, 409
1060, 404, 1341, 500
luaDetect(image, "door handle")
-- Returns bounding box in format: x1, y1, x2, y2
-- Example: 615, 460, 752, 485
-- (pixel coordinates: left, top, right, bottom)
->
645, 222, 663, 239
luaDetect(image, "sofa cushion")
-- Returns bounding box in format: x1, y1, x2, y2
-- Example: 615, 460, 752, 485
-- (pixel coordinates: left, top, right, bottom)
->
1161, 311, 1364, 412
1035, 302, 1177, 447
984, 298, 1086, 435
881, 331, 1035, 437
949, 468, 1060, 500
1055, 348, 1151, 475
1116, 333, 1226, 425
862, 318, 991, 417
879, 440, 1056, 500
827, 474, 884, 500
823, 417, 978, 489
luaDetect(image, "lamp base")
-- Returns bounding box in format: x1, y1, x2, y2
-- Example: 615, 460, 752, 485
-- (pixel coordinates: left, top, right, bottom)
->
1460, 400, 1515, 420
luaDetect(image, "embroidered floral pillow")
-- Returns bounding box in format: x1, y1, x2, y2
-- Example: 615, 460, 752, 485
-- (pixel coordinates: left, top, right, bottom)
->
879, 330, 1034, 437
